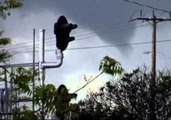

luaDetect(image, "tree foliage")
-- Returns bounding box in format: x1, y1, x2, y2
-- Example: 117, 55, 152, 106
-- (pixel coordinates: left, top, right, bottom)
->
13, 106, 38, 120
10, 67, 39, 119
0, 0, 23, 19
0, 30, 11, 63
10, 67, 78, 120
79, 68, 171, 120
99, 56, 124, 76
0, 0, 23, 63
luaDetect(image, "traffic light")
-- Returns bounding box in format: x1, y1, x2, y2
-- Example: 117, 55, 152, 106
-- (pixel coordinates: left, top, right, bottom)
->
54, 16, 77, 51
56, 84, 77, 103
55, 84, 77, 119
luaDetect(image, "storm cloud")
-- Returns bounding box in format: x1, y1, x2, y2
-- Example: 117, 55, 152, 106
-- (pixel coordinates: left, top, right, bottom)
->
6, 0, 139, 54
2, 0, 171, 53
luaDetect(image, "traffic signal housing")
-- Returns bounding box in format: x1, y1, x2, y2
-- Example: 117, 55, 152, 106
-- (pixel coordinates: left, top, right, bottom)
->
54, 16, 77, 51
55, 84, 77, 118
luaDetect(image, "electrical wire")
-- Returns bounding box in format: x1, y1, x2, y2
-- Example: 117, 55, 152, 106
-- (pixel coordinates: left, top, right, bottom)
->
12, 39, 171, 53
123, 0, 171, 14
6, 1, 170, 51
0, 0, 169, 53
5, 22, 149, 52
8, 21, 136, 47
2, 12, 170, 53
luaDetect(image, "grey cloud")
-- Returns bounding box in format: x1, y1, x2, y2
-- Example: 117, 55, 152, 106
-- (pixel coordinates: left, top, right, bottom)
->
14, 0, 139, 54
3, 0, 171, 55
6, 0, 171, 54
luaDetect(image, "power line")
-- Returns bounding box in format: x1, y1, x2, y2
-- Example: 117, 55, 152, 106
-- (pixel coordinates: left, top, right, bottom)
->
5, 22, 149, 52
123, 0, 171, 14
8, 22, 134, 47
1, 1, 170, 53
3, 23, 134, 50
3, 17, 170, 52
14, 39, 171, 53
51, 39, 171, 51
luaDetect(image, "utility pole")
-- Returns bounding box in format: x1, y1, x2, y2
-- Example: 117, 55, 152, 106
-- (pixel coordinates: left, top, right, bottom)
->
131, 10, 171, 120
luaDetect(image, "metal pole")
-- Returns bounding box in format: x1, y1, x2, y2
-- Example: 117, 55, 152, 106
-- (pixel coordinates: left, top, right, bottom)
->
10, 66, 13, 119
4, 69, 8, 119
32, 29, 36, 112
0, 66, 9, 119
39, 29, 45, 120
42, 29, 45, 120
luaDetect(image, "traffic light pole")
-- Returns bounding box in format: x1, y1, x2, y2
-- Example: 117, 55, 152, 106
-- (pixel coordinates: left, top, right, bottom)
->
39, 30, 63, 69
39, 29, 64, 119
39, 29, 63, 80
32, 29, 36, 113
38, 16, 77, 119
39, 29, 45, 120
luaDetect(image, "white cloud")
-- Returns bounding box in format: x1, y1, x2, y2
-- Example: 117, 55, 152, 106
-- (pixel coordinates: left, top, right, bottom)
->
65, 73, 107, 101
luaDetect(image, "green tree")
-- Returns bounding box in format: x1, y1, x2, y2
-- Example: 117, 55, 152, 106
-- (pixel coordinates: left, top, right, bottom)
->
13, 106, 38, 120
0, 0, 23, 62
11, 67, 78, 120
74, 56, 124, 93
11, 67, 39, 120
78, 56, 124, 120
0, 30, 11, 63
99, 56, 124, 76
79, 68, 171, 120
0, 0, 23, 19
